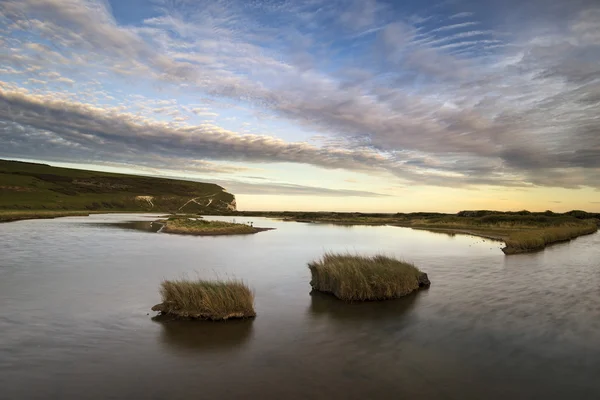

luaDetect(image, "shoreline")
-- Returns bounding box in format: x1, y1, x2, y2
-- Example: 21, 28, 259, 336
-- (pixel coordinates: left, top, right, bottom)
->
0, 210, 93, 223
3, 211, 597, 255
398, 226, 507, 241
501, 228, 599, 254
0, 210, 161, 223
390, 224, 598, 255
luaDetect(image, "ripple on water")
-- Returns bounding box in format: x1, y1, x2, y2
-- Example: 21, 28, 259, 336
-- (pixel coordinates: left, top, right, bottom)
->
1, 214, 599, 399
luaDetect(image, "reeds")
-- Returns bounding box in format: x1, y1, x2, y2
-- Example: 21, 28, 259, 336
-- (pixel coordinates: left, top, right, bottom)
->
153, 279, 256, 320
308, 253, 428, 301
503, 224, 598, 254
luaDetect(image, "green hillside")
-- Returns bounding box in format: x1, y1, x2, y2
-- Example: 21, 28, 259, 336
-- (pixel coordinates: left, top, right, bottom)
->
0, 160, 236, 213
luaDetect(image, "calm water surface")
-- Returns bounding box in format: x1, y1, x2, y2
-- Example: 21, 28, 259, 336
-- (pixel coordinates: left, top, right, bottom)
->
1, 214, 599, 399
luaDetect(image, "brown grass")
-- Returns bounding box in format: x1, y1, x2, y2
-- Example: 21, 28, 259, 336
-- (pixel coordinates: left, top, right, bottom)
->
153, 279, 256, 320
308, 253, 426, 301
503, 224, 598, 254
394, 216, 598, 254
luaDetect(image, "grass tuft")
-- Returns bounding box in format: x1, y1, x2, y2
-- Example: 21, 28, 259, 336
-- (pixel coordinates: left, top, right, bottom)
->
153, 278, 256, 320
308, 253, 428, 301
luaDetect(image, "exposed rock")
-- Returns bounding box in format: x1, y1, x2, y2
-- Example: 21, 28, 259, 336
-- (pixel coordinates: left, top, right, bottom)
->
417, 272, 431, 288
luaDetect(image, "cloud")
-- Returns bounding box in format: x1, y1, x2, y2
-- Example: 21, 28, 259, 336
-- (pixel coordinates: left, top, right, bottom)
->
428, 22, 479, 33
55, 77, 75, 85
26, 79, 46, 85
189, 107, 219, 117
340, 0, 378, 30
200, 179, 390, 197
449, 12, 474, 19
0, 0, 599, 191
0, 86, 391, 174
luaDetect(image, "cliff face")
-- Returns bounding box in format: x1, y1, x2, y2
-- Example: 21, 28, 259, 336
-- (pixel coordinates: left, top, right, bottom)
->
0, 159, 236, 213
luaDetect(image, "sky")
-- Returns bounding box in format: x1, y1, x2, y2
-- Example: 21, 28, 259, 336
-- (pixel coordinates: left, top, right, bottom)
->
0, 0, 599, 212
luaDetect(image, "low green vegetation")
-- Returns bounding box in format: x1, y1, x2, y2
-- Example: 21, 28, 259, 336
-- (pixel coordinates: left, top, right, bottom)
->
0, 159, 235, 213
152, 279, 256, 320
308, 253, 430, 301
0, 210, 91, 223
159, 217, 271, 235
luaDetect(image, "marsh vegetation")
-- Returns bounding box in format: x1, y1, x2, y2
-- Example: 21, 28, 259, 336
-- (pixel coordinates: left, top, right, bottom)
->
308, 253, 430, 301
503, 224, 598, 254
392, 214, 598, 254
152, 279, 256, 320
233, 211, 598, 254
159, 216, 272, 235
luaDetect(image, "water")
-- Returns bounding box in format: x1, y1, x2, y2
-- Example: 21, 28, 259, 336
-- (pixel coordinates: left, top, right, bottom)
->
1, 214, 599, 399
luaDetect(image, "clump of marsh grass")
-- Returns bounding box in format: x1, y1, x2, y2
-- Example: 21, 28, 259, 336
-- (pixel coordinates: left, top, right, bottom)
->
503, 224, 598, 254
308, 253, 430, 302
152, 278, 256, 320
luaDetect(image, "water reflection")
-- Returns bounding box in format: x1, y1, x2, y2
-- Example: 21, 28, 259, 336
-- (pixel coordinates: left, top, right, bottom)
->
308, 290, 421, 323
419, 229, 458, 238
89, 220, 163, 233
152, 316, 254, 354
2, 215, 599, 399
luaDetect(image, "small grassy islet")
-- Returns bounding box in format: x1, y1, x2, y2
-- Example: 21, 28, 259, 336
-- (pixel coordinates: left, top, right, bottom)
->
152, 279, 256, 320
159, 217, 271, 236
308, 253, 430, 301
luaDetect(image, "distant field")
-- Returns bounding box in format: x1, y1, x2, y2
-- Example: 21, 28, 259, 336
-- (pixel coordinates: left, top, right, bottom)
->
0, 159, 236, 214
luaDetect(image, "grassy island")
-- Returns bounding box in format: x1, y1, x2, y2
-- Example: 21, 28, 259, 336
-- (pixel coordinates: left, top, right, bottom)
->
159, 217, 273, 236
308, 253, 430, 301
152, 279, 256, 320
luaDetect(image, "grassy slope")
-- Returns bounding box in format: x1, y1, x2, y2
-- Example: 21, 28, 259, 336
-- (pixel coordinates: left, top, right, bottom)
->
0, 159, 235, 214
